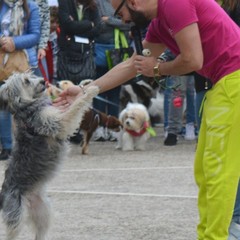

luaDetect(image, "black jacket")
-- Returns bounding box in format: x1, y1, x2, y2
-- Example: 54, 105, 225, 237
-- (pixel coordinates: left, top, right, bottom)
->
58, 0, 101, 53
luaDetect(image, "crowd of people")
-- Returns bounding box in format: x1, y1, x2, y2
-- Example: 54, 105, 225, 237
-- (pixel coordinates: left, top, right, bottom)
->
0, 0, 203, 154
1, 0, 240, 239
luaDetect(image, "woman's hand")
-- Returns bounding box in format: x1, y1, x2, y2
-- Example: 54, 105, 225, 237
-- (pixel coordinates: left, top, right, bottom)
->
38, 48, 46, 59
53, 85, 82, 110
1, 37, 15, 52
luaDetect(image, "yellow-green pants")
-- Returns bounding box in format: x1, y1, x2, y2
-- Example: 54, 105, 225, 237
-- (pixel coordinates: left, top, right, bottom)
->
195, 70, 240, 240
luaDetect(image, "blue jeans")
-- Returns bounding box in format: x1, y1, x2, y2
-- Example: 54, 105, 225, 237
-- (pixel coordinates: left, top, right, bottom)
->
0, 110, 12, 150
164, 75, 196, 133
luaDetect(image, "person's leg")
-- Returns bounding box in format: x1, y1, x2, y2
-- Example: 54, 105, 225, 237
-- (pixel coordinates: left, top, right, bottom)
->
164, 75, 186, 146
93, 66, 108, 113
163, 76, 173, 130
0, 110, 12, 160
195, 71, 240, 240
92, 66, 109, 141
185, 75, 196, 140
186, 75, 196, 124
101, 86, 121, 141
194, 100, 208, 240
105, 86, 121, 118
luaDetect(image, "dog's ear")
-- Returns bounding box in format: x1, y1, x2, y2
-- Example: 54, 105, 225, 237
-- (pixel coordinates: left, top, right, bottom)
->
119, 109, 127, 123
107, 116, 122, 130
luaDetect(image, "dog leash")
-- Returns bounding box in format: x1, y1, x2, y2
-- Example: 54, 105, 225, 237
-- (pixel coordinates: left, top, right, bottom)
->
38, 59, 50, 85
38, 62, 119, 109
94, 95, 119, 108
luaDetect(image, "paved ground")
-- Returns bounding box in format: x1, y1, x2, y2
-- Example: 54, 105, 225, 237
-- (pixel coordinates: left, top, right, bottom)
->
0, 126, 199, 240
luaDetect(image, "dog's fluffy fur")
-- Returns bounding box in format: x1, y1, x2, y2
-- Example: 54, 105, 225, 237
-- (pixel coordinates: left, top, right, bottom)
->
117, 103, 150, 151
0, 72, 99, 240
56, 80, 122, 155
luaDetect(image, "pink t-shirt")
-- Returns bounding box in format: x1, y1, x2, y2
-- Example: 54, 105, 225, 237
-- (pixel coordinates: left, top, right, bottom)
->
146, 0, 240, 83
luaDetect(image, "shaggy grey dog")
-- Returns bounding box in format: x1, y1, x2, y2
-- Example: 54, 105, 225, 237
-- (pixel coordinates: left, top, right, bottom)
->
0, 72, 99, 240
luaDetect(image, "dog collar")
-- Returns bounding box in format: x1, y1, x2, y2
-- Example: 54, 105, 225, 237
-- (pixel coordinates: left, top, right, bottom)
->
126, 128, 147, 137
125, 122, 149, 137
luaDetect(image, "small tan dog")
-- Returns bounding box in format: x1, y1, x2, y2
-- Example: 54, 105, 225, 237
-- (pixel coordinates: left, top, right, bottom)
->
117, 103, 151, 151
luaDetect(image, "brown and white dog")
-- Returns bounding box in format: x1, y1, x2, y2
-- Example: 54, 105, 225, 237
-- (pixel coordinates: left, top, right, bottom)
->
47, 80, 122, 154
80, 108, 122, 154
117, 102, 151, 151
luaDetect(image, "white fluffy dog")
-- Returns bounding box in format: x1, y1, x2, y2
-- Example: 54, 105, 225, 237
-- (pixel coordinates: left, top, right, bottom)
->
117, 103, 150, 151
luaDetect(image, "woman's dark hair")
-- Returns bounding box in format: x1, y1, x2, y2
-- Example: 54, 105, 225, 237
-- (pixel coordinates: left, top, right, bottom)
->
76, 0, 97, 10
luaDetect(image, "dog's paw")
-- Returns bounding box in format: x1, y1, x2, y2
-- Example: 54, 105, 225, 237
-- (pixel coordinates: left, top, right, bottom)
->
80, 79, 93, 86
85, 86, 100, 98
58, 80, 75, 91
46, 84, 62, 100
122, 147, 134, 151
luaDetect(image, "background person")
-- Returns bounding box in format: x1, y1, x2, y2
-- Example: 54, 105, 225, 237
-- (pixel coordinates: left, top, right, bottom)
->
160, 49, 196, 146
57, 0, 101, 144
33, 0, 50, 77
0, 0, 40, 161
57, 0, 101, 83
93, 0, 131, 141
45, 5, 59, 83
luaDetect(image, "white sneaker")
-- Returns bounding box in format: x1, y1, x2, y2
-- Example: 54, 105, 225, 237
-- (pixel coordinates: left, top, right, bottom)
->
92, 127, 107, 141
108, 130, 120, 142
184, 122, 196, 140
228, 221, 240, 240
164, 127, 168, 139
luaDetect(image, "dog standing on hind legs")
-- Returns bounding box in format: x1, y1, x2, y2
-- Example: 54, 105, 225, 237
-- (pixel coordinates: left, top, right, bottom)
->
0, 72, 99, 240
